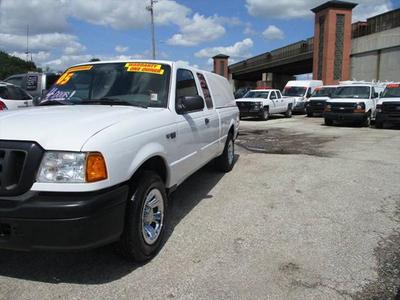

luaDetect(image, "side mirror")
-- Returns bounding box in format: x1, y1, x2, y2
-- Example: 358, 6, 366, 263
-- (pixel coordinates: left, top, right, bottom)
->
33, 96, 41, 106
374, 92, 379, 99
176, 95, 205, 114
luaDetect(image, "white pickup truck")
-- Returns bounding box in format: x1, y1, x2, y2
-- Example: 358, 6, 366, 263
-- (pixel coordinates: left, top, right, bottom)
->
235, 88, 294, 120
0, 60, 239, 261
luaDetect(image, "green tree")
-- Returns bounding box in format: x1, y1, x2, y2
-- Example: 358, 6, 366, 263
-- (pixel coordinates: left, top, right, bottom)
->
0, 51, 38, 80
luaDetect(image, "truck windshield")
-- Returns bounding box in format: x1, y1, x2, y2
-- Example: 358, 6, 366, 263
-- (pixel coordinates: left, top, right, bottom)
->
311, 87, 335, 97
282, 87, 306, 97
333, 86, 370, 99
243, 91, 269, 98
40, 62, 171, 108
381, 85, 400, 98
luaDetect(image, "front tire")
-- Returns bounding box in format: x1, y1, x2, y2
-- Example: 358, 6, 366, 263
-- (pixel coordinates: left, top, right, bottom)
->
116, 171, 167, 262
375, 121, 383, 129
362, 113, 371, 127
285, 105, 293, 118
261, 108, 269, 121
307, 111, 313, 117
324, 118, 333, 126
215, 133, 235, 172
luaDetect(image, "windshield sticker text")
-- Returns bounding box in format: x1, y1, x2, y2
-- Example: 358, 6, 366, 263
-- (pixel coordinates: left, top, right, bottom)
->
125, 63, 165, 75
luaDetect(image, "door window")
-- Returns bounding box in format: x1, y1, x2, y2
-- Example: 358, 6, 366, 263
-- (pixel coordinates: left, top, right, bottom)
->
270, 92, 277, 100
176, 69, 199, 100
276, 91, 282, 99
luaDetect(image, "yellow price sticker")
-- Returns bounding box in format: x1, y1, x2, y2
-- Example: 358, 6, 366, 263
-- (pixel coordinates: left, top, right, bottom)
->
56, 65, 93, 85
125, 63, 164, 75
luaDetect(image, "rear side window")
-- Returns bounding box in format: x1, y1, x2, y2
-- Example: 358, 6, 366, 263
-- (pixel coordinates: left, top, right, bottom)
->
5, 76, 24, 88
197, 73, 213, 109
176, 69, 198, 100
276, 91, 282, 99
5, 86, 31, 100
270, 92, 277, 99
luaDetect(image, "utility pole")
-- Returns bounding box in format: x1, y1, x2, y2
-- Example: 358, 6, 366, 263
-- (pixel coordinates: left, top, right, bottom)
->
25, 24, 31, 61
146, 0, 158, 60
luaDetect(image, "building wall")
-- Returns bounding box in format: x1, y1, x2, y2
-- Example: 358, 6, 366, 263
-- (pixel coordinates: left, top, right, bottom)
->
350, 27, 400, 81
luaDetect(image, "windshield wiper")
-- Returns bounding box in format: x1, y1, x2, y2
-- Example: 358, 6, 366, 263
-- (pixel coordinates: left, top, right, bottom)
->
78, 98, 148, 108
38, 99, 72, 106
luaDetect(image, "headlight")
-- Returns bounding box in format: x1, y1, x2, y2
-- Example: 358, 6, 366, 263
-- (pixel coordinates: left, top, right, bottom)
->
324, 104, 332, 112
354, 102, 366, 113
37, 152, 107, 183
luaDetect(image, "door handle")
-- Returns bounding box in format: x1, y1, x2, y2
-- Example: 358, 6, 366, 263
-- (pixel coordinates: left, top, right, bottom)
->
205, 118, 210, 125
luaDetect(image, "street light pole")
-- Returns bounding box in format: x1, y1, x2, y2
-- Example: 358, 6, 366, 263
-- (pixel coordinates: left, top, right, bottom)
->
146, 0, 158, 60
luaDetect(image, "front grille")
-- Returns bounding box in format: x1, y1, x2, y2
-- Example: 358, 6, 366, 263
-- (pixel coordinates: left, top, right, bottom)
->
382, 102, 400, 115
330, 102, 356, 113
309, 101, 327, 112
236, 102, 258, 112
0, 141, 43, 197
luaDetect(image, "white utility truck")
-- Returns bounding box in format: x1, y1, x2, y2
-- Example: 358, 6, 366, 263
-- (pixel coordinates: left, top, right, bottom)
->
282, 80, 323, 113
323, 82, 385, 126
375, 83, 400, 128
235, 88, 294, 120
0, 61, 239, 261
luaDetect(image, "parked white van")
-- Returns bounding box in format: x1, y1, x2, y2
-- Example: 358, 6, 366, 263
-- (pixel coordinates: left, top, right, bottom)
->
282, 80, 323, 113
375, 83, 400, 128
0, 61, 239, 261
305, 85, 338, 117
323, 82, 385, 126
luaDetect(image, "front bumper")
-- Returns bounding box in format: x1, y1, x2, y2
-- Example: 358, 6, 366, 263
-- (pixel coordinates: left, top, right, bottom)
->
306, 103, 326, 115
239, 108, 263, 117
0, 184, 129, 251
293, 102, 305, 112
323, 112, 367, 122
376, 112, 400, 123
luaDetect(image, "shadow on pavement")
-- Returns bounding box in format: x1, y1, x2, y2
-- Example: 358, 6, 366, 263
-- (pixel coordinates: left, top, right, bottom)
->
0, 157, 238, 285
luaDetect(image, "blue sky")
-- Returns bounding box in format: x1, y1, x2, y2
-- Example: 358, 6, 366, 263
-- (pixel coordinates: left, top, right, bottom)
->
0, 0, 398, 72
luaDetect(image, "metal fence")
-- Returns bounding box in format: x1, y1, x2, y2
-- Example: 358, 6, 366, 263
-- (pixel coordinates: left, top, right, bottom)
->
352, 8, 400, 38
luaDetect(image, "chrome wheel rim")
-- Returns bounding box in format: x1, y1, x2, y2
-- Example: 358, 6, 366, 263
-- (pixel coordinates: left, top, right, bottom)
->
227, 139, 234, 165
141, 188, 164, 245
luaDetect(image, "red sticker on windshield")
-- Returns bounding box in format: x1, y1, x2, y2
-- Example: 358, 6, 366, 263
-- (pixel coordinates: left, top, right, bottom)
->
125, 63, 164, 75
387, 84, 400, 88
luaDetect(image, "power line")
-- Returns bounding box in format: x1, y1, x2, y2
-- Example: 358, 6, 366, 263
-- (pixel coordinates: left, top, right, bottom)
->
146, 0, 158, 60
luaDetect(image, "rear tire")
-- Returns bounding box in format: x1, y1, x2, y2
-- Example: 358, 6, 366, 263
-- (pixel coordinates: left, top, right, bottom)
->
215, 133, 235, 172
116, 171, 167, 262
324, 118, 333, 126
285, 106, 293, 118
307, 111, 313, 117
261, 108, 269, 121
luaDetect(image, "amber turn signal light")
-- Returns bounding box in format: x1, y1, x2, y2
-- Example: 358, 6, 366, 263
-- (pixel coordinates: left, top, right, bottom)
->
86, 153, 108, 182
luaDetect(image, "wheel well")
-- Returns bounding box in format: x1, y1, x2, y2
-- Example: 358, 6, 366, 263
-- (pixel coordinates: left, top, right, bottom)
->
229, 125, 235, 136
133, 156, 168, 184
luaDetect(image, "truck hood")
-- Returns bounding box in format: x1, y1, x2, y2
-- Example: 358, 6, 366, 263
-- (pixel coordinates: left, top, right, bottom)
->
377, 98, 400, 104
0, 105, 152, 151
309, 97, 329, 102
327, 98, 368, 103
236, 98, 263, 103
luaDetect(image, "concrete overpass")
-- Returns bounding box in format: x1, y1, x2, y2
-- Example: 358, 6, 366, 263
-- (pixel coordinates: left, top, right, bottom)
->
214, 2, 400, 91
228, 38, 314, 90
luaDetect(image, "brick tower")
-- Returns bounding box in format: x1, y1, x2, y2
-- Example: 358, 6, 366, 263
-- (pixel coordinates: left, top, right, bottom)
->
312, 1, 357, 84
212, 54, 229, 79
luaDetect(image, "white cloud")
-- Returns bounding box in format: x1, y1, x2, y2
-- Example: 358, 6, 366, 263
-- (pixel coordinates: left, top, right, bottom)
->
195, 38, 254, 59
167, 14, 226, 46
245, 0, 393, 21
176, 60, 199, 69
115, 45, 129, 53
263, 25, 284, 40
0, 33, 86, 54
243, 23, 256, 36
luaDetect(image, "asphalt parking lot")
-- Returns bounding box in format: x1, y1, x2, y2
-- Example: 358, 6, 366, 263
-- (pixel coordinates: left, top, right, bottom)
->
0, 116, 399, 300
